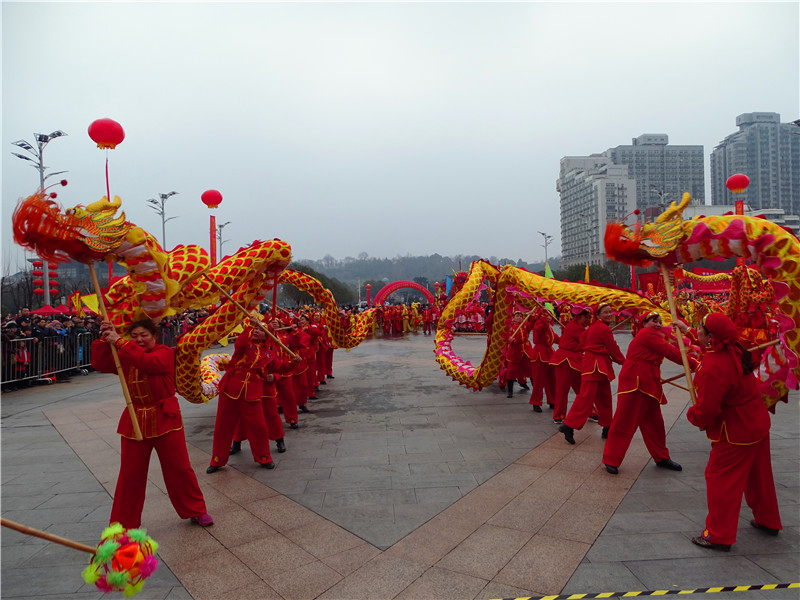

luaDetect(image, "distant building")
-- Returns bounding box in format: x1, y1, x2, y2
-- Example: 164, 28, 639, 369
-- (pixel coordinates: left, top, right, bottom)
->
558, 133, 703, 268
710, 112, 800, 216
557, 157, 636, 268
605, 134, 706, 212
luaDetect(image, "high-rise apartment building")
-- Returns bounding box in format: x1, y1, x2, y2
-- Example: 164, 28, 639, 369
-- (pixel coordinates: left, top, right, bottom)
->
710, 112, 800, 216
557, 134, 703, 267
604, 134, 705, 211
557, 157, 636, 268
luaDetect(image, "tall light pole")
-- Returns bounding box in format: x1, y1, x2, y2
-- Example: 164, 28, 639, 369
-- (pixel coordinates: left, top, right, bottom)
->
11, 130, 68, 301
146, 191, 179, 248
537, 231, 553, 264
216, 221, 231, 258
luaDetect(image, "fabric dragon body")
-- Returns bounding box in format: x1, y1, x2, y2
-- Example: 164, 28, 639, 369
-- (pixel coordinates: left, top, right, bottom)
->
12, 192, 377, 404
605, 193, 800, 408
434, 260, 670, 390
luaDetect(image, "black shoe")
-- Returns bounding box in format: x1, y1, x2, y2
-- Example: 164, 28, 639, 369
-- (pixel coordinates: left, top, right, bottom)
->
278, 406, 283, 414
656, 459, 682, 471
559, 424, 575, 445
506, 380, 514, 399
589, 415, 599, 422
320, 380, 327, 385
750, 520, 780, 536
548, 403, 554, 409
553, 418, 563, 424
299, 405, 311, 413
289, 422, 299, 429
601, 426, 609, 439
519, 383, 530, 391
206, 465, 221, 474
276, 438, 286, 453
327, 375, 335, 379
499, 385, 506, 392
230, 441, 242, 455
604, 464, 619, 475
262, 461, 275, 469
532, 405, 543, 413
691, 536, 731, 552
308, 395, 318, 400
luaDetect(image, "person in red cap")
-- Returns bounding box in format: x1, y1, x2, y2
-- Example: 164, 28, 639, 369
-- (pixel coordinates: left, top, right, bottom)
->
602, 310, 694, 474
560, 303, 625, 444
549, 307, 591, 423
528, 308, 559, 413
687, 312, 782, 551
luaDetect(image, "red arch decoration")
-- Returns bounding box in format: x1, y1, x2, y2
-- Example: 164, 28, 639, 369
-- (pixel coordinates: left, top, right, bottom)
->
373, 281, 436, 307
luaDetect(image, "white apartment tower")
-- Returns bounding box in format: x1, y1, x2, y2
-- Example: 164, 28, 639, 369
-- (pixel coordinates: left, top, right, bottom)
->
710, 112, 800, 216
557, 157, 637, 268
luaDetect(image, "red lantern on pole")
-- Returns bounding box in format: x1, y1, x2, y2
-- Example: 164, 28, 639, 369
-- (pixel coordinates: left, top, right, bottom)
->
726, 173, 750, 194
33, 279, 44, 287
32, 269, 44, 277
88, 118, 125, 149
32, 260, 43, 268
49, 271, 59, 279
201, 190, 223, 265
49, 288, 59, 296
33, 289, 45, 296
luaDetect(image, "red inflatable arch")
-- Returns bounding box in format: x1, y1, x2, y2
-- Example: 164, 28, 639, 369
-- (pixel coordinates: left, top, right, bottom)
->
373, 281, 436, 307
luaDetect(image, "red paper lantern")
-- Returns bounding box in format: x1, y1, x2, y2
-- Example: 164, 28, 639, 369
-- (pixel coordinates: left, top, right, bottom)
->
726, 173, 750, 194
49, 272, 59, 279
33, 279, 44, 286
88, 118, 125, 149
48, 263, 59, 270
49, 288, 59, 295
33, 289, 45, 296
32, 260, 43, 268
49, 280, 58, 287
201, 190, 223, 209
32, 269, 44, 277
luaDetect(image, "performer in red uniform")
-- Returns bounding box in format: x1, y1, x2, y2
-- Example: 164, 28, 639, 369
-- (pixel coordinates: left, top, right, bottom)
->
687, 313, 782, 551
602, 311, 691, 474
269, 318, 301, 428
528, 309, 559, 413
549, 308, 590, 423
92, 319, 212, 528
560, 303, 625, 444
207, 318, 284, 473
504, 311, 533, 398
422, 306, 433, 335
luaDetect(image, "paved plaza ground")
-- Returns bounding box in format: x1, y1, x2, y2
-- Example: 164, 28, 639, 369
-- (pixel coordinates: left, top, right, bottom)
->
2, 332, 798, 599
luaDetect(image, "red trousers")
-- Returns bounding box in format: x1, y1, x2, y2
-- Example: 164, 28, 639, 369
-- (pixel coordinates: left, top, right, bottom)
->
325, 348, 333, 376
277, 376, 298, 425
234, 395, 284, 442
111, 429, 207, 529
316, 351, 326, 384
552, 363, 581, 420
210, 393, 272, 467
603, 391, 669, 467
564, 379, 612, 430
702, 437, 782, 545
528, 359, 555, 407
293, 373, 308, 407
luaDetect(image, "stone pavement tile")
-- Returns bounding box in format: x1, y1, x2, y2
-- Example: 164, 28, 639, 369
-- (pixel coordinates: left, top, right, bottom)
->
747, 553, 800, 583
43, 520, 114, 544
538, 496, 620, 544
204, 508, 282, 548
733, 526, 800, 555
413, 486, 464, 504
321, 542, 382, 577
168, 550, 264, 600
624, 555, 781, 589
394, 565, 489, 600
630, 472, 698, 493
244, 493, 324, 534
2, 507, 97, 531
603, 509, 701, 535
320, 488, 416, 508
389, 450, 466, 465
385, 511, 482, 566
394, 500, 453, 527
265, 559, 344, 599
317, 554, 428, 600
287, 491, 325, 511
436, 524, 532, 580
391, 472, 478, 489
562, 561, 646, 596
321, 504, 394, 524
1, 541, 46, 568
552, 447, 608, 474
586, 532, 718, 562
0, 563, 90, 597
474, 581, 538, 600
515, 445, 571, 469
408, 461, 451, 475
313, 454, 393, 469
148, 523, 229, 565
229, 536, 318, 579
208, 580, 282, 600
481, 463, 547, 493
331, 463, 412, 478
494, 534, 591, 595
285, 518, 365, 559
2, 492, 56, 510
35, 490, 110, 510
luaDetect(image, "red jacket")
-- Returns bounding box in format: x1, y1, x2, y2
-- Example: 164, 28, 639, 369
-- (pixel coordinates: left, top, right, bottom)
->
580, 320, 625, 381
91, 339, 183, 439
219, 328, 275, 401
530, 316, 558, 363
687, 349, 770, 444
550, 319, 585, 370
617, 327, 682, 403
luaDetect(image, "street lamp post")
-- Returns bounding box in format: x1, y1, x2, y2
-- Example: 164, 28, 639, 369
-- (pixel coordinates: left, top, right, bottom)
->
11, 130, 68, 301
146, 191, 179, 249
216, 221, 231, 259
537, 231, 553, 265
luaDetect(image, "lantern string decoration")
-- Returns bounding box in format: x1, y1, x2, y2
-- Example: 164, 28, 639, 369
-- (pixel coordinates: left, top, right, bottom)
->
88, 118, 125, 206
726, 173, 750, 194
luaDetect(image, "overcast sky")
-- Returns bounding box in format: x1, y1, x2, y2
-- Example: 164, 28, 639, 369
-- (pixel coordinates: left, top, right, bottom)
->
3, 2, 798, 274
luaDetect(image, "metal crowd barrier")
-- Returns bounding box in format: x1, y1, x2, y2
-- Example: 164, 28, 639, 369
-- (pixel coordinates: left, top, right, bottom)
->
1, 331, 100, 388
